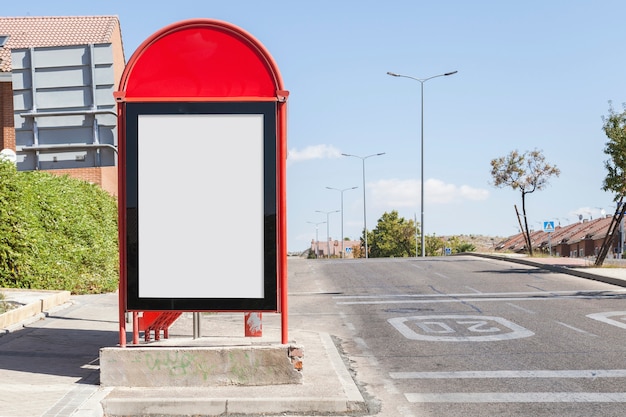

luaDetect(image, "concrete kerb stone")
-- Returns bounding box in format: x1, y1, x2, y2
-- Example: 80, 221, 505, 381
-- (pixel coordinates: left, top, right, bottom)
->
0, 288, 71, 333
467, 253, 626, 288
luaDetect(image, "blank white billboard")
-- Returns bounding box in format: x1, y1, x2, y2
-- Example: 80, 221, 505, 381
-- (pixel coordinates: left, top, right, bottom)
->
137, 114, 265, 298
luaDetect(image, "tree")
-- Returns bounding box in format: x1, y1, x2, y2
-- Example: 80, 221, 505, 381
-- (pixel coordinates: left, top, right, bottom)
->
490, 149, 560, 256
351, 243, 363, 259
595, 103, 626, 266
368, 211, 418, 258
424, 234, 444, 256
445, 236, 476, 254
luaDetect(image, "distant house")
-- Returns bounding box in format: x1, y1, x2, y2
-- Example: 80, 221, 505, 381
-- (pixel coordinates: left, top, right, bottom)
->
496, 215, 622, 259
311, 239, 361, 258
0, 16, 125, 196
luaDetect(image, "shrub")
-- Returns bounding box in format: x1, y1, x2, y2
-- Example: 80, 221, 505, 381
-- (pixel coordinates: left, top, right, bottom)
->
0, 162, 118, 294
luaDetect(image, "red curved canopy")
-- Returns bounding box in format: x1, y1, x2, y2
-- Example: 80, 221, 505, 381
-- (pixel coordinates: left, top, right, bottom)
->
118, 19, 284, 100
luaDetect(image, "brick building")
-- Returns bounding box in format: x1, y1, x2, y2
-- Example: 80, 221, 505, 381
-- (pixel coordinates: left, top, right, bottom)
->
310, 239, 361, 258
0, 16, 125, 196
496, 215, 623, 259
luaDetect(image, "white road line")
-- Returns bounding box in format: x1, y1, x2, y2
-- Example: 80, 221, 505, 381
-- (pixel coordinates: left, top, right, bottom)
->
336, 296, 612, 305
383, 378, 400, 394
587, 311, 626, 330
434, 272, 450, 279
465, 286, 483, 294
334, 289, 625, 300
555, 321, 598, 336
506, 302, 535, 314
354, 337, 369, 350
390, 369, 626, 379
405, 392, 626, 403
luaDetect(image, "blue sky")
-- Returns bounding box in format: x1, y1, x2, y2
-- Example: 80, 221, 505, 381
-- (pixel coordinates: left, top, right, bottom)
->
5, 1, 626, 252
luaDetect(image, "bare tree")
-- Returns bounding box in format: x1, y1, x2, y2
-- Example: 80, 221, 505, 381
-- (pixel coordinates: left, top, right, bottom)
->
490, 149, 560, 256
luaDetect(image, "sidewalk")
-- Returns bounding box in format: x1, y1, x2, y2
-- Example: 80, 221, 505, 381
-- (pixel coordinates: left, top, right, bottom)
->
0, 292, 366, 417
0, 293, 119, 417
472, 252, 626, 288
1, 256, 625, 417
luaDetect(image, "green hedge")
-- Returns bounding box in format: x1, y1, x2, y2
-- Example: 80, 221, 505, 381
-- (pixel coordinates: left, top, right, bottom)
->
0, 161, 118, 294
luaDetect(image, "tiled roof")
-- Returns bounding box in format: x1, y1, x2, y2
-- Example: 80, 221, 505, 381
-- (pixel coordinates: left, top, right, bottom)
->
496, 215, 617, 253
0, 16, 120, 72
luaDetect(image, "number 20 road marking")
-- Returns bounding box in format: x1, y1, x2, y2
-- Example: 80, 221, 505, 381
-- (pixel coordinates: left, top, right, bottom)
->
586, 311, 626, 330
388, 315, 534, 342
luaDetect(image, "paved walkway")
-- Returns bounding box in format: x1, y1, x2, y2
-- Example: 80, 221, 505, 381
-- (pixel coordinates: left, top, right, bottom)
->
0, 293, 119, 417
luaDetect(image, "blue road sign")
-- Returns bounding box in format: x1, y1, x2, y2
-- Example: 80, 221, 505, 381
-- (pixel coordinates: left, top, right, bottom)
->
543, 221, 555, 233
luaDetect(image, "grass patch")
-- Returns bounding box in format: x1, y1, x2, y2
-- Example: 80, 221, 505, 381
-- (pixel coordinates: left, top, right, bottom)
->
0, 291, 13, 314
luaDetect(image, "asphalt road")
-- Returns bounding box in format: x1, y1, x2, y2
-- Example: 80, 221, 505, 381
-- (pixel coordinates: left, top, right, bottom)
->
288, 256, 626, 417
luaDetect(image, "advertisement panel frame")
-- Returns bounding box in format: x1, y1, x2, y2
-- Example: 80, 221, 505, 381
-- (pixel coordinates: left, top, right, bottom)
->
124, 101, 278, 311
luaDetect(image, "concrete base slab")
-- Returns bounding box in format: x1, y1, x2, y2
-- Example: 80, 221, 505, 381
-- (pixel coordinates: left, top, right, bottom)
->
102, 387, 366, 417
100, 332, 367, 416
100, 344, 303, 387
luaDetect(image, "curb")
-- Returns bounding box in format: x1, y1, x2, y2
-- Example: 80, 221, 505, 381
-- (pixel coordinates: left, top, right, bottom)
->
0, 289, 71, 334
467, 253, 626, 288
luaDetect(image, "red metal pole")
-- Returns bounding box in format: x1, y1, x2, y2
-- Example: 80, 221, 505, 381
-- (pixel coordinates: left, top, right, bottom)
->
278, 95, 288, 344
116, 100, 127, 348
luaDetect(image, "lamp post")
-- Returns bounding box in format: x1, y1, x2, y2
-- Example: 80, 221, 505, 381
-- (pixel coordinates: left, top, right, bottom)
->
306, 221, 326, 258
315, 210, 340, 258
341, 152, 385, 259
387, 70, 457, 257
326, 186, 358, 258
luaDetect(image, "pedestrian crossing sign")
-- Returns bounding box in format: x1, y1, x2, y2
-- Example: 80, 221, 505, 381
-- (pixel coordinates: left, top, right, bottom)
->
543, 221, 555, 233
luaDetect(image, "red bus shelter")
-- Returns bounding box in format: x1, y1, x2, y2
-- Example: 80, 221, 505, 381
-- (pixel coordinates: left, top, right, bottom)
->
114, 19, 288, 346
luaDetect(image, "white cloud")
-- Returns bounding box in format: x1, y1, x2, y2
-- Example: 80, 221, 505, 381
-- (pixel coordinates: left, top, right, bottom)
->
569, 206, 609, 221
370, 178, 489, 208
287, 144, 341, 164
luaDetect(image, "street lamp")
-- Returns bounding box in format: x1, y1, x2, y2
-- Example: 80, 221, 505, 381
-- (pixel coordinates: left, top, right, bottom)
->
326, 186, 358, 258
306, 221, 326, 258
387, 70, 457, 257
341, 152, 386, 259
315, 210, 340, 258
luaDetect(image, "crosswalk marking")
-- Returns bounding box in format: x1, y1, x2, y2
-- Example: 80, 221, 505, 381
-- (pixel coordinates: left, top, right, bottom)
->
391, 369, 626, 379
405, 392, 626, 403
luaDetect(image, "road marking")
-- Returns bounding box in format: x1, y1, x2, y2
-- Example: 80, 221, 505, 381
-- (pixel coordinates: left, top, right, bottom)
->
555, 321, 598, 336
388, 315, 533, 342
383, 378, 400, 394
334, 289, 626, 300
390, 369, 626, 379
405, 392, 626, 403
587, 311, 626, 330
336, 295, 620, 305
506, 302, 535, 314
354, 337, 369, 350
465, 286, 483, 294
434, 272, 450, 279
